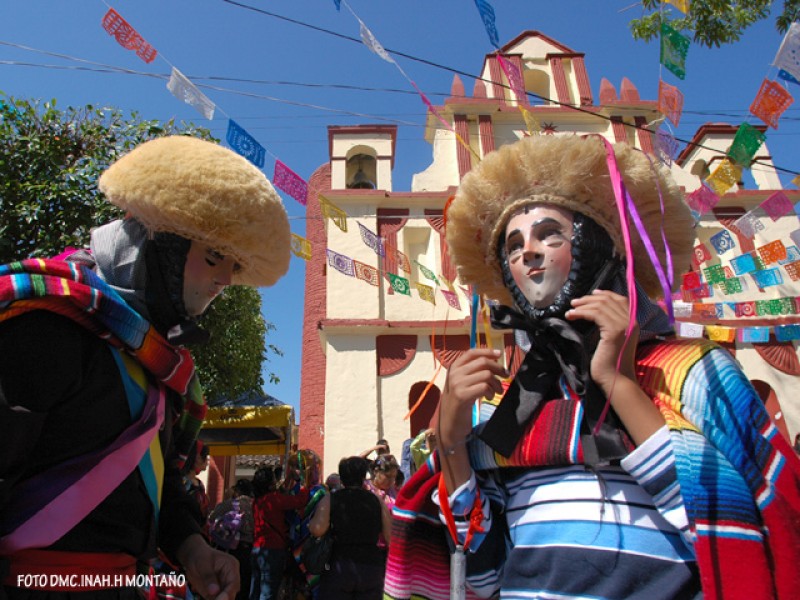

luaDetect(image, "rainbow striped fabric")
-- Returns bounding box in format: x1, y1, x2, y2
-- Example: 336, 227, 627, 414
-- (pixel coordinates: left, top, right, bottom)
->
0, 258, 206, 468
384, 339, 800, 600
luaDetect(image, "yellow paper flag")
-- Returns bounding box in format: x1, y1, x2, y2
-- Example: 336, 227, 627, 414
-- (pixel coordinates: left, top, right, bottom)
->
519, 106, 540, 136
705, 325, 735, 343
416, 282, 436, 305
665, 0, 689, 14
706, 158, 741, 197
318, 194, 348, 232
290, 233, 312, 261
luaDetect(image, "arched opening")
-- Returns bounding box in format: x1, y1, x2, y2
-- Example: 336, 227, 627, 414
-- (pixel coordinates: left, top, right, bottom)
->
407, 381, 440, 439
525, 68, 550, 104
345, 152, 377, 189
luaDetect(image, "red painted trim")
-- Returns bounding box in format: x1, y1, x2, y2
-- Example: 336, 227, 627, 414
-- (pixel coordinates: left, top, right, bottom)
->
599, 78, 618, 105
478, 115, 495, 156
488, 56, 506, 103
454, 114, 473, 178
299, 163, 333, 461
634, 116, 654, 154
500, 30, 577, 54
571, 55, 593, 106
548, 56, 572, 105
378, 209, 409, 293
611, 116, 628, 143
425, 210, 457, 283
376, 335, 418, 376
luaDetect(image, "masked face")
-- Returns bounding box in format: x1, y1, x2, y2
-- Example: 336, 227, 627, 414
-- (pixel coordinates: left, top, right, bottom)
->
503, 204, 574, 309
182, 242, 240, 316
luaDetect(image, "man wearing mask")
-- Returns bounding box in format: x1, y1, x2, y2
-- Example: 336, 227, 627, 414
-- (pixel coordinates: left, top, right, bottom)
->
0, 136, 291, 600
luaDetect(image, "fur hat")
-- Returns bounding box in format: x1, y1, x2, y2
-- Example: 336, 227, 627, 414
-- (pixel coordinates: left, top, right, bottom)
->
446, 135, 695, 305
98, 136, 290, 287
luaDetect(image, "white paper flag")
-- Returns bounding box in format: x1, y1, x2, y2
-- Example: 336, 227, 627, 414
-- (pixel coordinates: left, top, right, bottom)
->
774, 22, 800, 82
167, 67, 215, 120
359, 21, 394, 64
678, 322, 705, 339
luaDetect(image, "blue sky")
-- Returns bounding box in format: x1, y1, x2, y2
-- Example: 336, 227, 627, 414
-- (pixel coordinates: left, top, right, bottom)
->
2, 1, 798, 416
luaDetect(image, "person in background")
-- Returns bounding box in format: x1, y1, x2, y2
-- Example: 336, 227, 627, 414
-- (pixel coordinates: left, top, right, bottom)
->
384, 134, 800, 600
0, 135, 290, 600
309, 457, 391, 600
324, 474, 343, 493
251, 466, 308, 600
365, 454, 399, 513
358, 439, 390, 474
185, 440, 211, 532
208, 479, 255, 600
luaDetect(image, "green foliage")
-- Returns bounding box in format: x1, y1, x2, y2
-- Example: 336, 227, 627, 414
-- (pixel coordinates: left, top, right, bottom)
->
195, 285, 281, 404
630, 0, 798, 48
0, 92, 281, 402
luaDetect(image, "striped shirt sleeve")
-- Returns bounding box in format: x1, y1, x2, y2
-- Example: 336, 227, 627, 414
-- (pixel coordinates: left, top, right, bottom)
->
621, 425, 695, 549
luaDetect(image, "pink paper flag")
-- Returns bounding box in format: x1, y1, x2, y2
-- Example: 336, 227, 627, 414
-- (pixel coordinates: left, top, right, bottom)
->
686, 185, 719, 214
441, 289, 461, 310
760, 191, 795, 220
497, 55, 527, 104
273, 160, 308, 206
750, 79, 794, 129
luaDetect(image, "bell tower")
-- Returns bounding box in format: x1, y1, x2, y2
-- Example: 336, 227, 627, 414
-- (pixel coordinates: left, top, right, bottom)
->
328, 125, 397, 191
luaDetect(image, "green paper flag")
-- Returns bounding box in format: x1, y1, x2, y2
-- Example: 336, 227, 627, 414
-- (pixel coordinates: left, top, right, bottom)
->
414, 261, 439, 285
727, 123, 766, 168
703, 264, 726, 284
660, 22, 690, 80
722, 277, 743, 295
388, 273, 411, 296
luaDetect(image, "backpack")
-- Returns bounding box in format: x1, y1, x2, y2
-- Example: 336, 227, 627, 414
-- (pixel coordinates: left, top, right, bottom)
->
209, 498, 244, 550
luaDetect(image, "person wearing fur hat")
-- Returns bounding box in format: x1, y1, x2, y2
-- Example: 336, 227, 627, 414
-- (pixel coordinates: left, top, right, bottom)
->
384, 135, 800, 600
0, 136, 291, 600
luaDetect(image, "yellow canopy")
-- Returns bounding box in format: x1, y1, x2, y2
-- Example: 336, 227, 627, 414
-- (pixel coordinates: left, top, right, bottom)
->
199, 404, 293, 457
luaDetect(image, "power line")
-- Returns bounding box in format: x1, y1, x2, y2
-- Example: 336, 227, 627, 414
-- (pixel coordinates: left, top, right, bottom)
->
216, 0, 800, 177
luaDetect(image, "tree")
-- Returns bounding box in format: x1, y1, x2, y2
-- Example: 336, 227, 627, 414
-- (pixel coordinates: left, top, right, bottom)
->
0, 93, 279, 403
630, 0, 799, 48
195, 285, 283, 403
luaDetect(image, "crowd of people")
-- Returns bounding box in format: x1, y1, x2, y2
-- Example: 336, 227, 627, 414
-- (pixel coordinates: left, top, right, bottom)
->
1, 133, 799, 600
200, 447, 403, 600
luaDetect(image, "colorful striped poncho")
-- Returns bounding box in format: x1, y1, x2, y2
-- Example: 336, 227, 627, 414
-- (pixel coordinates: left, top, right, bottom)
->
0, 258, 207, 553
384, 338, 800, 600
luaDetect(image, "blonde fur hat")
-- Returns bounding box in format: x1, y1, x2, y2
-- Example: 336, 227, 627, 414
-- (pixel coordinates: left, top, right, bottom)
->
446, 134, 695, 306
98, 135, 290, 287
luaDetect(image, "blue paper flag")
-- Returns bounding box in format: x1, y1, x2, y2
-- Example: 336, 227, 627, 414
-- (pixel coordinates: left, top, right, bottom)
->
776, 324, 800, 342
710, 230, 736, 255
730, 253, 757, 275
779, 245, 800, 265
739, 327, 770, 343
751, 268, 783, 288
226, 119, 265, 168
473, 0, 500, 48
778, 69, 800, 85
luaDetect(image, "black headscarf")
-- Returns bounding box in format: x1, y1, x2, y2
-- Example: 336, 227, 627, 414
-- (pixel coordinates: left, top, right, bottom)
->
479, 212, 633, 464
